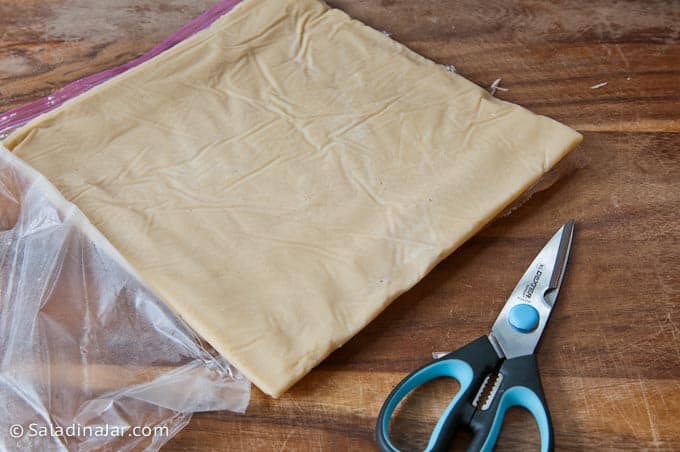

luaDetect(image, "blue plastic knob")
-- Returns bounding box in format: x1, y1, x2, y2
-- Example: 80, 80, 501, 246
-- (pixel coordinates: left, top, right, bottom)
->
508, 304, 540, 333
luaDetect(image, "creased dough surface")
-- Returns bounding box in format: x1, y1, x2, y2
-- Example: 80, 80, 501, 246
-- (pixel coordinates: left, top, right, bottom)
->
4, 0, 582, 397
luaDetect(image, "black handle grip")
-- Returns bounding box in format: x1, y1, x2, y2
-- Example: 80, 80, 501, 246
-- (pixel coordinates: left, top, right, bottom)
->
467, 354, 554, 452
375, 336, 500, 452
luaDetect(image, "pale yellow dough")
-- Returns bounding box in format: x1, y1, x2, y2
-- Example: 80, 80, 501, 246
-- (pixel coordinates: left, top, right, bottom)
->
4, 0, 582, 396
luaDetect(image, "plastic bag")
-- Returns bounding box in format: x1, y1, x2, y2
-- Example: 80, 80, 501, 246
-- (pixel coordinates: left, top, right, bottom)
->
0, 145, 250, 451
0, 3, 251, 449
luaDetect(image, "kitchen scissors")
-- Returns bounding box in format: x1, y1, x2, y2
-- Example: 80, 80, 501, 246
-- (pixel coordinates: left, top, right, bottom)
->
376, 220, 574, 452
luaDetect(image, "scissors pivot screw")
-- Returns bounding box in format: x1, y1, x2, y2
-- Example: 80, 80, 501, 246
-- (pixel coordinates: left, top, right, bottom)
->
508, 304, 540, 333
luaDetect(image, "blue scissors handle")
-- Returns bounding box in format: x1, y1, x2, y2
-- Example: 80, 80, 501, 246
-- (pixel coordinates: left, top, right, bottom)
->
376, 336, 498, 451
375, 336, 554, 452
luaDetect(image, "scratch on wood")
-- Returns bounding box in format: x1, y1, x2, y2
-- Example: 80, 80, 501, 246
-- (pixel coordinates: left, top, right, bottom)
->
665, 311, 680, 361
638, 379, 661, 445
615, 44, 631, 69
575, 377, 593, 418
278, 427, 299, 451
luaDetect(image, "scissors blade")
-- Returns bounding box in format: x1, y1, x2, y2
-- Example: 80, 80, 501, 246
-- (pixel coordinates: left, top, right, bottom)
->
489, 220, 574, 359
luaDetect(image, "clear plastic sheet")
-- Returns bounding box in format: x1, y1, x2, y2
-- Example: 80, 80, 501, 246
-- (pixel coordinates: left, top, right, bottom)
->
497, 148, 588, 219
0, 145, 250, 451
1, 2, 251, 450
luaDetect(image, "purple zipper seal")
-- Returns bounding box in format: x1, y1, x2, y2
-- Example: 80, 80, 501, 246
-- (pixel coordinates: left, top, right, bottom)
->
0, 0, 243, 138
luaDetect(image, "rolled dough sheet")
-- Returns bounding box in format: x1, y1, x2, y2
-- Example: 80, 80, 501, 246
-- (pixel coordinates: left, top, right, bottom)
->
4, 0, 582, 397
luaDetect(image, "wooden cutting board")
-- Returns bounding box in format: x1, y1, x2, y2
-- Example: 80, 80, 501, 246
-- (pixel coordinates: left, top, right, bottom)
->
1, 0, 678, 450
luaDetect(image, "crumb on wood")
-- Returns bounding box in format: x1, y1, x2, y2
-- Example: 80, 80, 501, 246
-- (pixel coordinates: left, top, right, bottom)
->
590, 81, 608, 89
489, 78, 508, 95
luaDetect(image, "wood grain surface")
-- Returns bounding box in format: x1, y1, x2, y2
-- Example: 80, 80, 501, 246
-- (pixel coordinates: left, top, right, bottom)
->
1, 0, 679, 450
